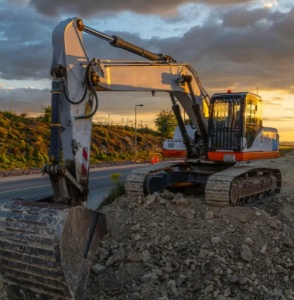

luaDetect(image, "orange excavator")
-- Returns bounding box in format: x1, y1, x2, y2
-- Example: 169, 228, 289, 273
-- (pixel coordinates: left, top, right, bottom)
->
0, 17, 281, 299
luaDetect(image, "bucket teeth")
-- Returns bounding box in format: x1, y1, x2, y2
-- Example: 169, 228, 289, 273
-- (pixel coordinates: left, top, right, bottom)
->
0, 199, 107, 300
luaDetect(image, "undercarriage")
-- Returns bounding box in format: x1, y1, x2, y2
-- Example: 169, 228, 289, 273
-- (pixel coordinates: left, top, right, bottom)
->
125, 160, 281, 206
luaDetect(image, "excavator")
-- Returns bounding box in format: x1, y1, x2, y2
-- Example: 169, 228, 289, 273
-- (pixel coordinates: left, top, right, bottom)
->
0, 17, 281, 299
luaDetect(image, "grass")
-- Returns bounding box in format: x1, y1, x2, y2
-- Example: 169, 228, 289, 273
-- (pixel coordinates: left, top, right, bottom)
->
101, 173, 126, 207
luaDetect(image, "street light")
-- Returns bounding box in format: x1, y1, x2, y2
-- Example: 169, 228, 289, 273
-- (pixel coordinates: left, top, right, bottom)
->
135, 104, 144, 160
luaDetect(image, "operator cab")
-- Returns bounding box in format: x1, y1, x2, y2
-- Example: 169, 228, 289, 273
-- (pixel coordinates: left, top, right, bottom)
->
207, 91, 279, 162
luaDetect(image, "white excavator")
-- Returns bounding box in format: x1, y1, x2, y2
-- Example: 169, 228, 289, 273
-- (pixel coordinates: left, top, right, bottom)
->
0, 17, 281, 299
162, 125, 196, 158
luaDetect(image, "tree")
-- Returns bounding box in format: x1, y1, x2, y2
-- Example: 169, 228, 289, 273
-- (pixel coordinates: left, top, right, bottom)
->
154, 109, 177, 139
43, 106, 51, 124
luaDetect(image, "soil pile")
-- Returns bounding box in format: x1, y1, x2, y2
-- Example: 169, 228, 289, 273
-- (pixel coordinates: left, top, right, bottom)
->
1, 154, 294, 300
87, 154, 294, 300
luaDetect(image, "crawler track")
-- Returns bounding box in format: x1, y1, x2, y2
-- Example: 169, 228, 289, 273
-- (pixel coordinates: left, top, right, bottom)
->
205, 166, 281, 207
125, 163, 281, 208
125, 161, 181, 195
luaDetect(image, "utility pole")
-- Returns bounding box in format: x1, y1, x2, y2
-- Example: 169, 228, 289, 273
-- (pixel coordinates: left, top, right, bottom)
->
135, 104, 144, 160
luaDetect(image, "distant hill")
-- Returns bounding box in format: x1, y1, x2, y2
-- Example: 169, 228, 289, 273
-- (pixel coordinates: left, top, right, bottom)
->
0, 111, 161, 171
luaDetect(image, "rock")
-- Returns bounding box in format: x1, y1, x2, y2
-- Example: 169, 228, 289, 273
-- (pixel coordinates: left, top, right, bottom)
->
91, 263, 106, 274
205, 211, 214, 220
105, 249, 125, 266
142, 250, 151, 262
160, 235, 171, 245
160, 199, 167, 205
158, 296, 169, 300
228, 273, 239, 284
214, 268, 224, 276
270, 221, 279, 229
162, 265, 173, 274
175, 198, 190, 208
204, 284, 214, 293
239, 275, 248, 285
98, 248, 109, 261
260, 245, 268, 254
211, 237, 221, 244
199, 249, 209, 258
141, 273, 158, 283
167, 280, 178, 295
224, 287, 231, 297
179, 208, 196, 219
245, 237, 253, 245
237, 214, 249, 223
153, 268, 163, 276
127, 252, 143, 262
283, 237, 294, 248
133, 233, 142, 241
145, 193, 158, 205
172, 193, 184, 203
240, 244, 253, 262
131, 223, 141, 232
176, 274, 187, 287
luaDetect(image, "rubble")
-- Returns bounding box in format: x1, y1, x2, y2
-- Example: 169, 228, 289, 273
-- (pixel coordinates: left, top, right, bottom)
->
86, 154, 294, 300
1, 154, 294, 300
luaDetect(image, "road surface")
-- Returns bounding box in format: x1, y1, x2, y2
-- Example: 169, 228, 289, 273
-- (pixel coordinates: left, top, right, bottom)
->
0, 163, 147, 210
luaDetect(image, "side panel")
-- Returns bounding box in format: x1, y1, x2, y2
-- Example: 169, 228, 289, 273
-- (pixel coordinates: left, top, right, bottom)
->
162, 149, 187, 158
208, 151, 279, 162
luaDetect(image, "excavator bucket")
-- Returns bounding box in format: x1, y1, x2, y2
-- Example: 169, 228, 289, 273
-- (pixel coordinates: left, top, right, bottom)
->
0, 199, 107, 300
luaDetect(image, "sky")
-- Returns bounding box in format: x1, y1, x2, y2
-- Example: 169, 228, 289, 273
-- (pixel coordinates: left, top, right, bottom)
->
0, 0, 293, 140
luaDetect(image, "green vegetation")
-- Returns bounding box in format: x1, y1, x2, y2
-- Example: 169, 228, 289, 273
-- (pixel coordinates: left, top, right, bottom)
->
1, 111, 292, 171
0, 111, 50, 170
0, 111, 161, 171
154, 109, 177, 139
279, 144, 294, 157
101, 173, 126, 207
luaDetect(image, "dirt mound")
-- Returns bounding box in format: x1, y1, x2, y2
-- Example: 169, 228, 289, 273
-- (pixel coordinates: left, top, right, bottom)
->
86, 155, 294, 300
1, 155, 294, 300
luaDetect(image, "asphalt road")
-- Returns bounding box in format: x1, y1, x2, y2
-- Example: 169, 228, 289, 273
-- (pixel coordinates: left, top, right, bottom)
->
0, 163, 147, 210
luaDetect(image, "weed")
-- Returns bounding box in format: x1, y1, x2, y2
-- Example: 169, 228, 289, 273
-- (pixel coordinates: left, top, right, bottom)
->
102, 173, 126, 207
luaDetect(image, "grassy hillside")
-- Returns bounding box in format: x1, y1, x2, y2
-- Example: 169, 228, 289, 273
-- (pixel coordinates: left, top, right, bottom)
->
1, 111, 292, 171
0, 111, 161, 171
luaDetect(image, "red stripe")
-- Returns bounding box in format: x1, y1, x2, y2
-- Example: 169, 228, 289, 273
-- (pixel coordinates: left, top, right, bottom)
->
83, 148, 88, 161
82, 164, 87, 175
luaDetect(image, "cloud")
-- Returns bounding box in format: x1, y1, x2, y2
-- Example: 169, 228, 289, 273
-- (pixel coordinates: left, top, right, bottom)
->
0, 88, 50, 113
0, 2, 293, 97
0, 8, 55, 80
29, 0, 255, 17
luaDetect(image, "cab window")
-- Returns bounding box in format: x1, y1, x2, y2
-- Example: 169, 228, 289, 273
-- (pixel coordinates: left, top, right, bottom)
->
245, 95, 262, 147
